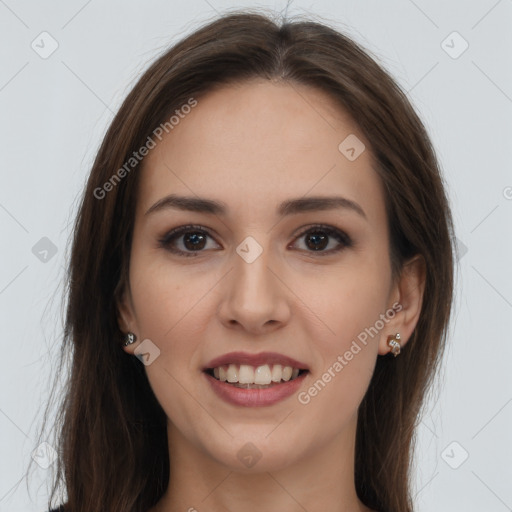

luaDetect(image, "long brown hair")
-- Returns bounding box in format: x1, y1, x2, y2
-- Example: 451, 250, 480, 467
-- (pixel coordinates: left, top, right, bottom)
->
33, 9, 454, 512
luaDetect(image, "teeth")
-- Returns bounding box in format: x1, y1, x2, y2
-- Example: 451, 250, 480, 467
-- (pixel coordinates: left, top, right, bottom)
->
271, 364, 282, 382
254, 364, 271, 385
282, 366, 293, 381
210, 363, 303, 385
238, 365, 255, 384
226, 364, 238, 383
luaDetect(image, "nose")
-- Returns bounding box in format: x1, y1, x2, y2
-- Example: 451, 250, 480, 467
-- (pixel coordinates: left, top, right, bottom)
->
217, 243, 291, 335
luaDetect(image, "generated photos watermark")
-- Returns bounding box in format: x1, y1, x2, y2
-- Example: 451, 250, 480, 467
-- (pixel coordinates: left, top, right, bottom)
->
93, 97, 198, 200
297, 301, 403, 405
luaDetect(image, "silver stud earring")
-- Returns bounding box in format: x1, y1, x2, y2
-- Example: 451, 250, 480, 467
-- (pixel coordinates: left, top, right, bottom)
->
387, 333, 401, 357
123, 332, 137, 346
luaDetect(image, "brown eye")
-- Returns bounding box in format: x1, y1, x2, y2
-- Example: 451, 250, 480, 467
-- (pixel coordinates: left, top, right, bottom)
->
158, 225, 219, 257
291, 225, 352, 256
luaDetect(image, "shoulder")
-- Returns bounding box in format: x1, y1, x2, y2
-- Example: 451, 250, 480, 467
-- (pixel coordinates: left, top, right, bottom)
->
48, 506, 66, 512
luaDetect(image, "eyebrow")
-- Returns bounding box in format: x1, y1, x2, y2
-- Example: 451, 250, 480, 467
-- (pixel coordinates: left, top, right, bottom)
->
144, 194, 367, 220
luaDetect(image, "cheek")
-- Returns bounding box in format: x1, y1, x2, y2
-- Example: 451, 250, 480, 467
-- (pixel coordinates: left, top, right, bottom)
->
296, 350, 375, 449
127, 258, 207, 403
129, 251, 214, 339
297, 260, 389, 407
305, 256, 390, 347
295, 290, 385, 437
128, 257, 213, 430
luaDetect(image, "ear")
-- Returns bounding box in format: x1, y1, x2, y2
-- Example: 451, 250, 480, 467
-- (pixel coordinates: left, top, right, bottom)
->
378, 254, 426, 356
116, 284, 140, 355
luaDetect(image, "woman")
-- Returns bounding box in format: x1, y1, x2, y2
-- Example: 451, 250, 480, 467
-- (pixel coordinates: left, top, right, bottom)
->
40, 9, 454, 512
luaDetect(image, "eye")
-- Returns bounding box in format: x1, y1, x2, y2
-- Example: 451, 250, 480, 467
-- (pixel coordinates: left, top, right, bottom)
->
158, 224, 352, 258
290, 224, 353, 256
158, 224, 219, 258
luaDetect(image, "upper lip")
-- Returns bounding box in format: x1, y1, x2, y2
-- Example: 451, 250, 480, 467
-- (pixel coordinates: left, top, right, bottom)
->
204, 351, 309, 371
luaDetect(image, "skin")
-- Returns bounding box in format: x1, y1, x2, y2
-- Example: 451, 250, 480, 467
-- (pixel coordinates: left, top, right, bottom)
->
117, 79, 425, 512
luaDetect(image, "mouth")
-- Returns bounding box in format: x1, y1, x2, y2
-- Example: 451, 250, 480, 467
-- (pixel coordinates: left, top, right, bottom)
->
202, 351, 310, 406
204, 364, 309, 389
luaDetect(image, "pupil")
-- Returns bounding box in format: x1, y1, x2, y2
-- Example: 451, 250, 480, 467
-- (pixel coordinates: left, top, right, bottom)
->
184, 233, 205, 250
307, 232, 327, 251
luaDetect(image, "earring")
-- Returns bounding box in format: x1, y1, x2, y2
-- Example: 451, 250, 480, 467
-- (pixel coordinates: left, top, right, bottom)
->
387, 333, 401, 357
123, 332, 137, 346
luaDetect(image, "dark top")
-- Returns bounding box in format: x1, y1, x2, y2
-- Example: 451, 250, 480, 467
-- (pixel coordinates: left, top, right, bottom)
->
49, 507, 65, 512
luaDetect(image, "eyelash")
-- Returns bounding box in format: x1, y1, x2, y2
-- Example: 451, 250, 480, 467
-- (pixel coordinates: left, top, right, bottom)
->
157, 223, 353, 258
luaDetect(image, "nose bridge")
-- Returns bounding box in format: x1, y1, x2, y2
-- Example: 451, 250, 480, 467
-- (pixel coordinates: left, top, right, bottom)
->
233, 236, 275, 304
218, 232, 289, 331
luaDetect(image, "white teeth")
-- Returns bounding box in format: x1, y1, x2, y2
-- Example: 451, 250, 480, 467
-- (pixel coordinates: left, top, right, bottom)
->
271, 364, 282, 382
238, 365, 255, 384
282, 366, 293, 381
226, 364, 238, 383
254, 364, 272, 385
211, 363, 303, 385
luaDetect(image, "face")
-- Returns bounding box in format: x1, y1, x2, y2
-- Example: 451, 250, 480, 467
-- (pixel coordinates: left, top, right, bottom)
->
117, 80, 416, 472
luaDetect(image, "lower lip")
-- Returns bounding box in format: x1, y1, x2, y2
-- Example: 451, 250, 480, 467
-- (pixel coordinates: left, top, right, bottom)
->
203, 371, 308, 407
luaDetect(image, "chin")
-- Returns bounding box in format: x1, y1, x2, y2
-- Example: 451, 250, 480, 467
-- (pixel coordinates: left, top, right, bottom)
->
203, 430, 306, 473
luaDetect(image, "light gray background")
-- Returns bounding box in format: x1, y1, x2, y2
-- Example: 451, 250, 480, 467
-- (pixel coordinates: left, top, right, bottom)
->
1, 1, 511, 511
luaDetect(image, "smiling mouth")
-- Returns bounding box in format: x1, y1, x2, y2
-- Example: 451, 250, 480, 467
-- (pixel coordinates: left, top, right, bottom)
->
204, 363, 308, 389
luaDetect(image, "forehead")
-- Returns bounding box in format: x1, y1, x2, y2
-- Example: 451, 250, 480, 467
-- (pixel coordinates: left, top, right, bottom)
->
136, 80, 386, 225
